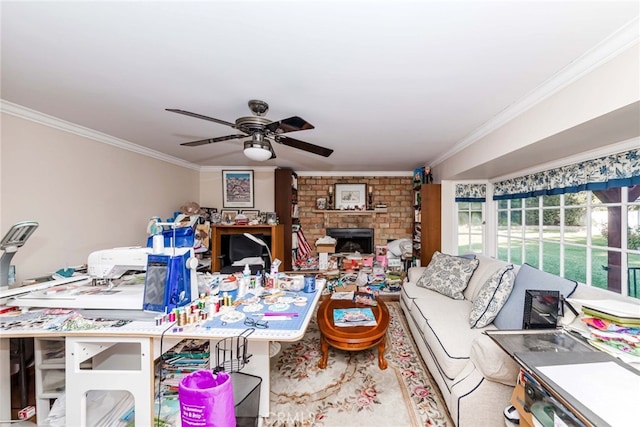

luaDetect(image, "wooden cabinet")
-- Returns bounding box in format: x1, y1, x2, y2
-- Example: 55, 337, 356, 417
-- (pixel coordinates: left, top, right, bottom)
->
210, 225, 284, 272
274, 168, 298, 270
419, 184, 441, 266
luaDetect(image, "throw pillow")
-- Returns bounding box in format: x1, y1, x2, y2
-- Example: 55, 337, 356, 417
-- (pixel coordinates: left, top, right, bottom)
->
493, 263, 578, 330
416, 251, 479, 299
469, 265, 516, 328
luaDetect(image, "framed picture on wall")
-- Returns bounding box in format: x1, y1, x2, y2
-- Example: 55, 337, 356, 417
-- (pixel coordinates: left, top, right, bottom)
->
222, 170, 254, 208
334, 183, 367, 210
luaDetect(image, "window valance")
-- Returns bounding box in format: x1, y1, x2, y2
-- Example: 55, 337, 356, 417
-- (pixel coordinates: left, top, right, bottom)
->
493, 149, 640, 200
455, 183, 486, 202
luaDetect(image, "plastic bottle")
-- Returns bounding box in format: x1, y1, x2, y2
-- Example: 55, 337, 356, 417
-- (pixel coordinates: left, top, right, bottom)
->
238, 277, 247, 299
239, 264, 251, 298
255, 270, 263, 288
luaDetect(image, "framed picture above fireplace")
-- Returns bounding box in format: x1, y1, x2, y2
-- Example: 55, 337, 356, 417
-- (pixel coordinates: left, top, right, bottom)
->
334, 184, 367, 210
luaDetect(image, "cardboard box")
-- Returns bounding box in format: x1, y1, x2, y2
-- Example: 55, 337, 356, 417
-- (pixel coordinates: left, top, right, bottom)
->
316, 243, 336, 253
318, 252, 329, 270
510, 371, 534, 427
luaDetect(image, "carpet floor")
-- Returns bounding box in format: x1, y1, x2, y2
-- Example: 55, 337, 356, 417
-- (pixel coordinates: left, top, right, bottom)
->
264, 301, 453, 427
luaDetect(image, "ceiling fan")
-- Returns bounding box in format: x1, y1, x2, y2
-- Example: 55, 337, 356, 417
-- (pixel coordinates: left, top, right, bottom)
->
167, 100, 334, 161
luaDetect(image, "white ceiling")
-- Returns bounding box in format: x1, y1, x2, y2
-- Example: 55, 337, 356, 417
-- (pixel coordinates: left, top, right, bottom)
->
1, 1, 639, 174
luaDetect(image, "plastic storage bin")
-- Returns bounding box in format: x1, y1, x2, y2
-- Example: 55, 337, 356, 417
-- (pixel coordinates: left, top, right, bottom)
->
215, 329, 261, 427
146, 225, 195, 248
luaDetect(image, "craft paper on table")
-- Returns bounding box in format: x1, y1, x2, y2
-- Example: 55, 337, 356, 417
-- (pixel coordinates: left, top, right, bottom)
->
538, 361, 639, 426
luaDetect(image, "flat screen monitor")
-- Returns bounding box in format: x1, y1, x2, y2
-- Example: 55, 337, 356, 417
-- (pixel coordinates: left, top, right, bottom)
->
523, 290, 560, 329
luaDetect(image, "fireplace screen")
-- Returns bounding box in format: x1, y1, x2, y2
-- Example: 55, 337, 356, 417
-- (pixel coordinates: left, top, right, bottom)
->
325, 228, 374, 254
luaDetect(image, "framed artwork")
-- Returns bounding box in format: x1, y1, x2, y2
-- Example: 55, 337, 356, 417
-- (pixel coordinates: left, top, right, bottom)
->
222, 170, 254, 208
220, 209, 238, 224
334, 183, 367, 210
241, 209, 260, 221
200, 207, 217, 223
316, 197, 327, 210
266, 212, 278, 225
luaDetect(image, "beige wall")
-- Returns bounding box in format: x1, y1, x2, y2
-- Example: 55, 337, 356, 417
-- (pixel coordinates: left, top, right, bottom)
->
1, 113, 200, 283
199, 168, 275, 213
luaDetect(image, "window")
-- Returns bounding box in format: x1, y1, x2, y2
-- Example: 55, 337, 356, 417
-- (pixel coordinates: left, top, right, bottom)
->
457, 201, 484, 254
455, 183, 486, 255
497, 186, 640, 298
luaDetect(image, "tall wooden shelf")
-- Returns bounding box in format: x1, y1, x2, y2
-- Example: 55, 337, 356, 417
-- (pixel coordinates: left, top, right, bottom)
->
274, 168, 298, 271
419, 184, 442, 266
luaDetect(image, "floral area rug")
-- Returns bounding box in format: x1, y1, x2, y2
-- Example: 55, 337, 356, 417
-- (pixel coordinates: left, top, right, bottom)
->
264, 301, 453, 427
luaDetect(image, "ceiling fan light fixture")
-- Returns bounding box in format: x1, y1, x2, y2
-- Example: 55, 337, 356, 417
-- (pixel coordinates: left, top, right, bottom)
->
243, 134, 272, 161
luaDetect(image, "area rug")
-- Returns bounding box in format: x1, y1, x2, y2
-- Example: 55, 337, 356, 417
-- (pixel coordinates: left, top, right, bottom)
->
264, 301, 453, 427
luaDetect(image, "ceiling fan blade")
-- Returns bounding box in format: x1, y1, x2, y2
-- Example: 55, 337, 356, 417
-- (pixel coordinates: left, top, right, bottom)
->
166, 109, 237, 128
266, 116, 314, 134
276, 136, 333, 157
180, 134, 245, 147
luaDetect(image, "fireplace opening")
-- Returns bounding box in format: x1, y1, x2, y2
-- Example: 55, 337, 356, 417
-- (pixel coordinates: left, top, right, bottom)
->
325, 228, 374, 254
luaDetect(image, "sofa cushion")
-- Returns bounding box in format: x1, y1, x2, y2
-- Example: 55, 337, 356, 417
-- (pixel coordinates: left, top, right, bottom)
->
463, 255, 513, 302
411, 291, 488, 380
416, 251, 479, 300
469, 265, 516, 328
493, 263, 578, 330
407, 266, 428, 283
402, 280, 438, 301
469, 334, 520, 386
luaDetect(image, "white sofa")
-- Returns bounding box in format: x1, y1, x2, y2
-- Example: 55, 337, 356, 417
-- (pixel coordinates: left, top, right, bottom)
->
400, 253, 640, 426
401, 254, 520, 426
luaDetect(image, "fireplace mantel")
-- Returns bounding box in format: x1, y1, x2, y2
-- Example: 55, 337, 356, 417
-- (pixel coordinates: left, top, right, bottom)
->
312, 208, 388, 215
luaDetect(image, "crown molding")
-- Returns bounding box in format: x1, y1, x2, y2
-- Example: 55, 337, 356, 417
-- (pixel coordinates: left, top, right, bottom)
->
432, 17, 640, 168
0, 100, 201, 171
0, 101, 414, 177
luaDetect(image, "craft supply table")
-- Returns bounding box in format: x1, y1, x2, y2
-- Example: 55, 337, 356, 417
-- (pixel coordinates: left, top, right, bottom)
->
0, 283, 323, 425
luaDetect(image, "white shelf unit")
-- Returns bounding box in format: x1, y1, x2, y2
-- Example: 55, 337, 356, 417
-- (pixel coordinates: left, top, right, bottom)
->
34, 337, 67, 421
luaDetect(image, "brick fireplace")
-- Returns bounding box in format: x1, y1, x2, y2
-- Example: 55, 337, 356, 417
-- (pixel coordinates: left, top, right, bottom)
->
326, 227, 374, 253
297, 176, 414, 254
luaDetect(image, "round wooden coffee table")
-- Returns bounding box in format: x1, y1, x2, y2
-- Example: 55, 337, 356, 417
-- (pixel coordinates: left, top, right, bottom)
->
316, 297, 390, 370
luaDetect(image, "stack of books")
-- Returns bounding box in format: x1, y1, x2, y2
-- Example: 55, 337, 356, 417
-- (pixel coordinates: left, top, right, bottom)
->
158, 339, 210, 400
576, 299, 640, 364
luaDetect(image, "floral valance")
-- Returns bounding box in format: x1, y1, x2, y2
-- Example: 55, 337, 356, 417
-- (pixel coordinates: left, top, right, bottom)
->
493, 149, 640, 200
455, 183, 486, 202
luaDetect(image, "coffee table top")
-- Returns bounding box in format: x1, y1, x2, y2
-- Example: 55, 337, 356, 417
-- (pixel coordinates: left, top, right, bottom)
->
316, 297, 389, 345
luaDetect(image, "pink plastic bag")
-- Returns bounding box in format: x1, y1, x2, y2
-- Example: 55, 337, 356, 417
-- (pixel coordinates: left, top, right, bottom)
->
179, 370, 236, 427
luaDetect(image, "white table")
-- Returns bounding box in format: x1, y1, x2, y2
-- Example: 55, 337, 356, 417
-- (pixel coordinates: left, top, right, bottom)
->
0, 284, 323, 425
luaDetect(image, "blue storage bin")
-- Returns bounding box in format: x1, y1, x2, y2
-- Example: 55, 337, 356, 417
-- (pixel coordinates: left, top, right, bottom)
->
147, 226, 195, 248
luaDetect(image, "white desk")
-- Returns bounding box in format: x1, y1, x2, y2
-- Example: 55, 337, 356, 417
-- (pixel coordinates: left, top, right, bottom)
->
0, 283, 323, 425
486, 329, 639, 426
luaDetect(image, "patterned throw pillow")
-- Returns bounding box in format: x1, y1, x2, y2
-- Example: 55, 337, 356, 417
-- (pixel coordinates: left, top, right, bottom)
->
416, 251, 480, 299
469, 265, 516, 328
